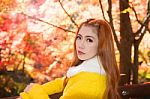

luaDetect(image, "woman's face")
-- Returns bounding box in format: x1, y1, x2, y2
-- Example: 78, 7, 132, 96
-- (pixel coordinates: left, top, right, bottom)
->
76, 25, 98, 60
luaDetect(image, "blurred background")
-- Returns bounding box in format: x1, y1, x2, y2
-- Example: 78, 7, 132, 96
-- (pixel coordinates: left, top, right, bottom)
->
0, 0, 150, 98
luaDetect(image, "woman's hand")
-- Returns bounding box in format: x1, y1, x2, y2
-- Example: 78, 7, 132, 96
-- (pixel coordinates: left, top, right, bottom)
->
16, 96, 22, 99
24, 83, 35, 93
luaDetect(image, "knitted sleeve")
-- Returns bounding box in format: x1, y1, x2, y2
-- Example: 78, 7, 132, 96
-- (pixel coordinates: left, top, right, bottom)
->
20, 77, 65, 99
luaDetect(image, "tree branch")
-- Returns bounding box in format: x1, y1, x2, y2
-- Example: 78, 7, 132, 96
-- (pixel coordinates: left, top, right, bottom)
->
136, 13, 150, 43
129, 3, 150, 36
58, 0, 78, 28
21, 12, 75, 33
129, 4, 140, 23
107, 0, 120, 51
98, 0, 107, 21
133, 12, 150, 37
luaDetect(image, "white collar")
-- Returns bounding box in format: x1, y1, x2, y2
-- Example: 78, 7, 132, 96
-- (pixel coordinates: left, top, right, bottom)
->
67, 55, 106, 78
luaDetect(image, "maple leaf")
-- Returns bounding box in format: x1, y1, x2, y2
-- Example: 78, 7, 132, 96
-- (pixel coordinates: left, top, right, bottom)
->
121, 7, 132, 13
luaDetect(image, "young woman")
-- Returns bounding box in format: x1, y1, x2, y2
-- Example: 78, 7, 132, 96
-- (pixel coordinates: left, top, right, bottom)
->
19, 19, 120, 99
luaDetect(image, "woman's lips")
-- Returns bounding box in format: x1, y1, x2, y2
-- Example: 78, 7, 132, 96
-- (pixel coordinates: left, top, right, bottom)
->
78, 50, 85, 54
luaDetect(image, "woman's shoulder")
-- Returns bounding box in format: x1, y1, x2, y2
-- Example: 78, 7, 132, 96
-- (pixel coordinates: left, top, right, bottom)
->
63, 71, 106, 99
69, 71, 106, 80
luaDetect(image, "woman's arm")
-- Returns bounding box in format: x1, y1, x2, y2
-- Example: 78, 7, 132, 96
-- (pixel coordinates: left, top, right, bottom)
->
42, 77, 65, 95
20, 77, 66, 99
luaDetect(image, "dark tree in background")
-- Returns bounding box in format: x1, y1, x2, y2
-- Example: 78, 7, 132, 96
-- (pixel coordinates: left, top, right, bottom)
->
105, 0, 150, 85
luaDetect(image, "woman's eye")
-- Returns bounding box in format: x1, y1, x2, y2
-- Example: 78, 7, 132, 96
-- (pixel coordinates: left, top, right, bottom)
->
87, 38, 93, 42
76, 36, 81, 40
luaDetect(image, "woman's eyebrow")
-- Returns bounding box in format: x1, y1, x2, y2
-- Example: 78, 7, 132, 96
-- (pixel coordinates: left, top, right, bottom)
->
77, 34, 95, 39
85, 36, 95, 39
77, 34, 82, 36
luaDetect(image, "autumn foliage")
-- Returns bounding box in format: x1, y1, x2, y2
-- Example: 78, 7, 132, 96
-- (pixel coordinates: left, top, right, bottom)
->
0, 0, 149, 97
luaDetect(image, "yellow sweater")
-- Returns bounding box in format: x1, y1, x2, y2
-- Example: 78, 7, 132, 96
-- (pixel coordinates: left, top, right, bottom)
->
20, 72, 106, 99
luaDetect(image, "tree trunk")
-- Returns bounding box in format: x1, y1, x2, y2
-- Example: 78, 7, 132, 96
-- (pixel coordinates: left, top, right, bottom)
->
119, 0, 134, 85
133, 41, 139, 84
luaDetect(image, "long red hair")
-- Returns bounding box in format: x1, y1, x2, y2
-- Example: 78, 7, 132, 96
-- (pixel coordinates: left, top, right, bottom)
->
71, 19, 120, 99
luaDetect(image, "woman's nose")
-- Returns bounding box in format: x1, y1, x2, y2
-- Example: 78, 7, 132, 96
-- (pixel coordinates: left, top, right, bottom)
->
78, 40, 85, 49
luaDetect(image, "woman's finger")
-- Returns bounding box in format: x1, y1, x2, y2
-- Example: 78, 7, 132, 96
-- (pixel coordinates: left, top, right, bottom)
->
16, 96, 22, 99
24, 83, 35, 93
